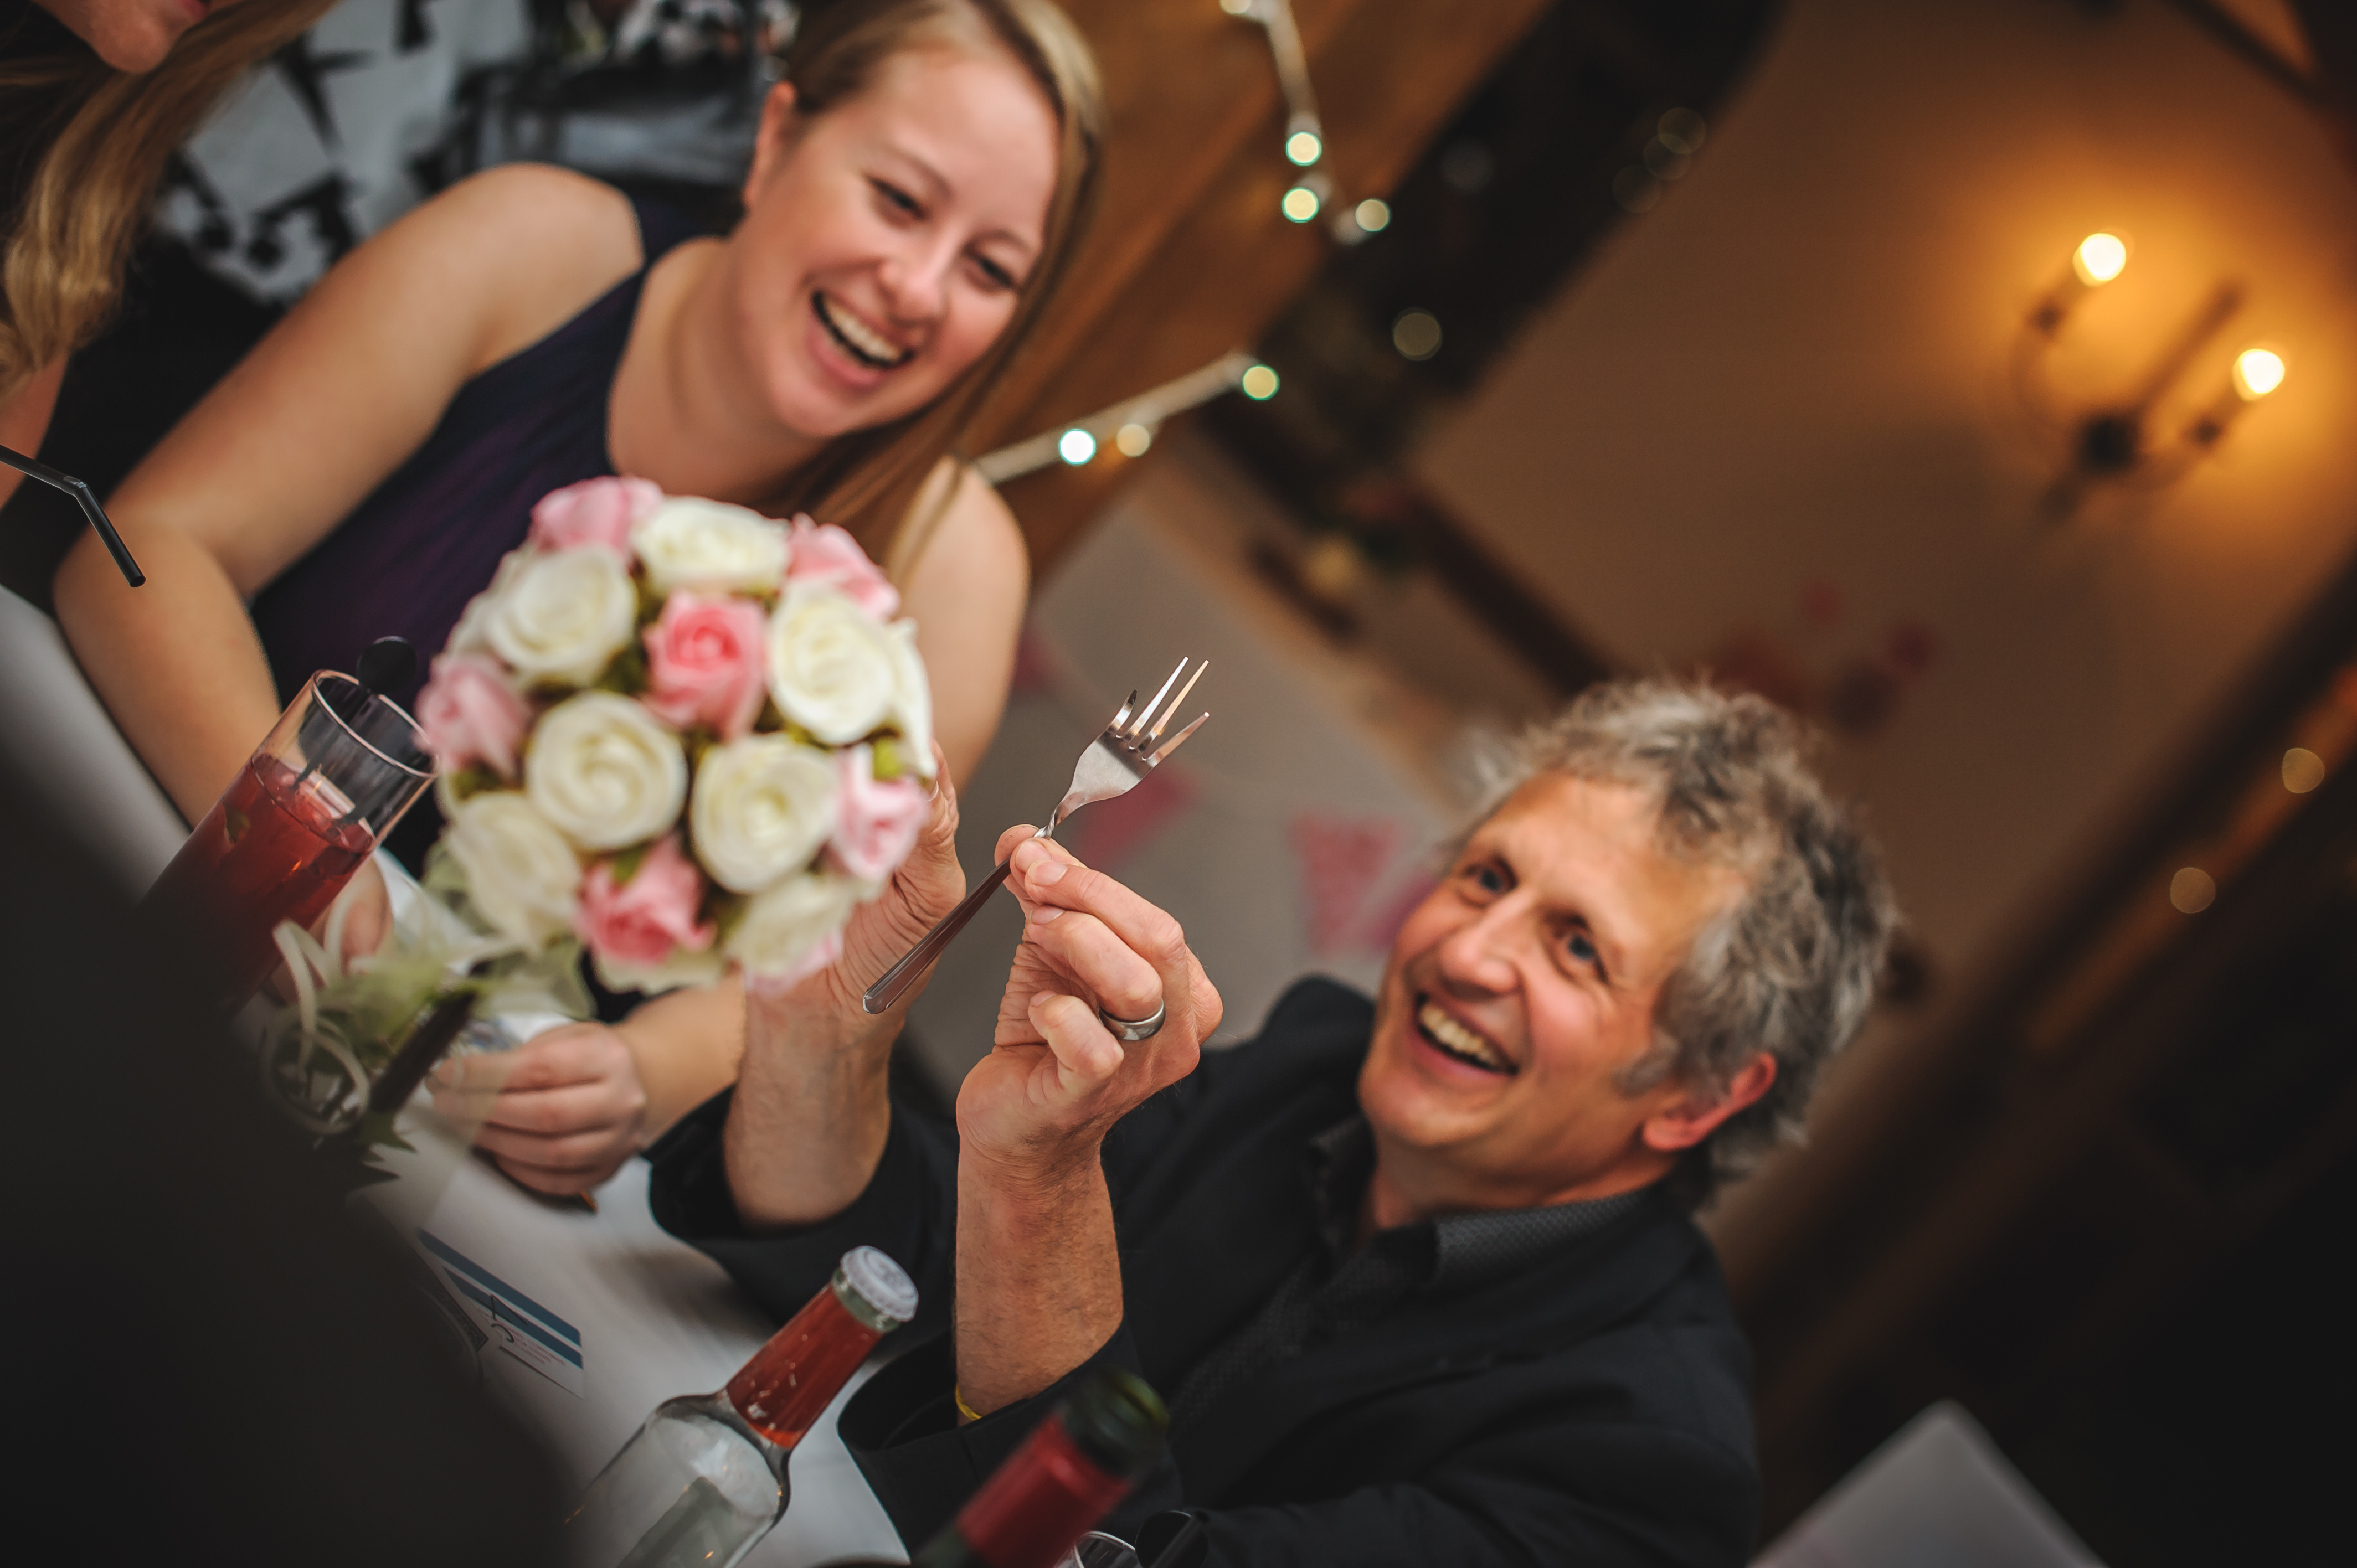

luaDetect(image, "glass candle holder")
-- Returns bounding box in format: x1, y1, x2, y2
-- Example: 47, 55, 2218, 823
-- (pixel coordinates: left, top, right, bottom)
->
143, 670, 434, 1009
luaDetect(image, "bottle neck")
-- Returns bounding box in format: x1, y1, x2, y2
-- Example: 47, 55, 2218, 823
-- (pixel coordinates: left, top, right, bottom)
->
950, 1412, 1134, 1568
722, 1280, 884, 1450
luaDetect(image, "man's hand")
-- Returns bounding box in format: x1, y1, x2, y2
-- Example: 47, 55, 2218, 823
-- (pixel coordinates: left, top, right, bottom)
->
959, 831, 1221, 1179
951, 831, 1221, 1416
723, 756, 965, 1229
433, 1024, 648, 1193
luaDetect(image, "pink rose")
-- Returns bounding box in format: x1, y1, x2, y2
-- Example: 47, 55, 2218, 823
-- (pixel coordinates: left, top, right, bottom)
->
416, 653, 531, 777
641, 591, 769, 739
784, 515, 900, 620
573, 835, 716, 972
827, 744, 927, 881
528, 476, 664, 558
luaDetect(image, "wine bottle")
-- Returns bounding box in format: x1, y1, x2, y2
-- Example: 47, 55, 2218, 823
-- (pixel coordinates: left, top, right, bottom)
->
909, 1366, 1169, 1568
563, 1246, 918, 1568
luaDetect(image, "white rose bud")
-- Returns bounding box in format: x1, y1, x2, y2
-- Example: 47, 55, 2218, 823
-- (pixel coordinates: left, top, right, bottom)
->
725, 869, 863, 984
593, 943, 727, 997
447, 548, 531, 656
766, 584, 896, 744
886, 618, 935, 778
485, 546, 637, 684
525, 692, 688, 852
690, 734, 838, 894
444, 791, 580, 948
631, 497, 790, 593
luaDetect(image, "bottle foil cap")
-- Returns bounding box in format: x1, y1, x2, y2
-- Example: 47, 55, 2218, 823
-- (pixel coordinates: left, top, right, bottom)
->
836, 1246, 919, 1331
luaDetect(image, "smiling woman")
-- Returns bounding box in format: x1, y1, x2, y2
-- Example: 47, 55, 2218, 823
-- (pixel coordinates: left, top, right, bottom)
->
51, 0, 1104, 1192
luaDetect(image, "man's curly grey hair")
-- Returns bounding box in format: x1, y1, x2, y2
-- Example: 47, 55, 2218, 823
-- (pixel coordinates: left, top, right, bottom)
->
1473, 677, 1897, 1205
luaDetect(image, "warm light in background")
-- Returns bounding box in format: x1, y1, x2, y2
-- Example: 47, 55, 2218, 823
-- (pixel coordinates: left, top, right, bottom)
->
1218, 0, 1253, 14
1354, 198, 1390, 233
2282, 747, 2325, 793
2232, 348, 2285, 400
1392, 308, 1443, 361
2072, 232, 2128, 286
1286, 130, 1322, 166
2170, 866, 2216, 914
1115, 422, 1154, 457
1240, 364, 1280, 399
1057, 428, 1097, 465
1282, 184, 1322, 222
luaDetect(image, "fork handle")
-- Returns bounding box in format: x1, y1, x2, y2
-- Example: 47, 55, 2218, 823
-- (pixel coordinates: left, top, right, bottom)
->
862, 824, 1053, 1014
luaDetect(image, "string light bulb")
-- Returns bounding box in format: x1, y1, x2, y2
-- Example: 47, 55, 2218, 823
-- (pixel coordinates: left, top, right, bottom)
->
1114, 422, 1154, 457
1057, 428, 1097, 465
1353, 198, 1390, 233
1282, 184, 1321, 222
1218, 0, 1253, 13
2232, 347, 2285, 400
1240, 363, 1280, 400
1286, 130, 1322, 166
2072, 232, 2128, 287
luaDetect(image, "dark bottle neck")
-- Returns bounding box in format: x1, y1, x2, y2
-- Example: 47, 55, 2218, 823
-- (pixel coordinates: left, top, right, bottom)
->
722, 1278, 885, 1451
940, 1412, 1135, 1568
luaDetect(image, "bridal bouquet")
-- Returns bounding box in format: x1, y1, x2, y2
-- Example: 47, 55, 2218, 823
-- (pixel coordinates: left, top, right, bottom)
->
415, 476, 934, 995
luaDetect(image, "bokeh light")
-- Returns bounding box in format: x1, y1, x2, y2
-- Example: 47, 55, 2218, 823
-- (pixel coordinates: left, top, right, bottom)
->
1391, 308, 1443, 362
2073, 233, 2128, 286
2282, 746, 2325, 793
1057, 428, 1096, 466
1114, 422, 1154, 457
1281, 184, 1321, 223
2233, 348, 2285, 400
1354, 198, 1390, 233
1240, 364, 1280, 400
1286, 130, 1322, 166
2169, 866, 2216, 914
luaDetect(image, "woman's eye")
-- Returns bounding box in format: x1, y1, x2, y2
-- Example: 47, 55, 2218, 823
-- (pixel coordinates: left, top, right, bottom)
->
969, 252, 1017, 291
1565, 931, 1601, 971
871, 179, 922, 217
1464, 863, 1506, 895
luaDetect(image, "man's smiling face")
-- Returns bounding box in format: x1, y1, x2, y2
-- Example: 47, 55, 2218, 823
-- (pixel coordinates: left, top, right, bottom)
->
1358, 772, 1747, 1214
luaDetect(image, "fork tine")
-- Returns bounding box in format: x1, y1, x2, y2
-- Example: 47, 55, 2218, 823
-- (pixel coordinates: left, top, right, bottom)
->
1128, 658, 1189, 738
1109, 691, 1138, 731
1146, 660, 1208, 741
1146, 710, 1208, 766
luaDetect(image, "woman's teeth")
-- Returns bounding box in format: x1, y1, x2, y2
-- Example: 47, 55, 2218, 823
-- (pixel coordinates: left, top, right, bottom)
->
1418, 1002, 1512, 1074
816, 293, 909, 369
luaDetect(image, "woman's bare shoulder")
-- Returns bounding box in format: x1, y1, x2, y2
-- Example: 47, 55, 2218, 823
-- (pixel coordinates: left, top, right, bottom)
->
355, 166, 646, 367
917, 460, 1029, 590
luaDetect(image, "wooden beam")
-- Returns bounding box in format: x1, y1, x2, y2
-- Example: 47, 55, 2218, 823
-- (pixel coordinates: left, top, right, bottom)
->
978, 0, 1555, 575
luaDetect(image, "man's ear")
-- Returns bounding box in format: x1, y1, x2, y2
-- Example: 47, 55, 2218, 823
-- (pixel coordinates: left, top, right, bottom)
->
1639, 1051, 1776, 1154
742, 81, 802, 209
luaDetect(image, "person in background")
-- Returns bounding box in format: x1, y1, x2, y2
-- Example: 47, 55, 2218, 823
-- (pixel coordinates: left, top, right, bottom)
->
1, 0, 337, 510
53, 0, 1102, 1195
649, 678, 1900, 1565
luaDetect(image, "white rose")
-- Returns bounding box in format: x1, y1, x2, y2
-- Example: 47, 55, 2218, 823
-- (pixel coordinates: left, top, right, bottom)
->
444, 791, 581, 948
631, 498, 790, 593
725, 869, 863, 983
689, 734, 838, 894
485, 546, 637, 684
766, 584, 896, 744
525, 692, 688, 851
886, 619, 935, 777
593, 943, 727, 997
447, 548, 532, 656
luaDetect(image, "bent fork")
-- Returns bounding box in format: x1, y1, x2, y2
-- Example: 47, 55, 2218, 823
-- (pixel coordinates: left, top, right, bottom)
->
861, 657, 1210, 1014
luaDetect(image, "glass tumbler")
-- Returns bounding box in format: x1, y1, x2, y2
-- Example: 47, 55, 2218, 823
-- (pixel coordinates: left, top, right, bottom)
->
143, 670, 434, 1008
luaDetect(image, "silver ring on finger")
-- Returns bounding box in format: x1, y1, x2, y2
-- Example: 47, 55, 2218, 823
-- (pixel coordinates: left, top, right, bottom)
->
1098, 997, 1166, 1041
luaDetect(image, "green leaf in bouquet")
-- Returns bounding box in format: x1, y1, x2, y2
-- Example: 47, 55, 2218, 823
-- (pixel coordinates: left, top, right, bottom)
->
444, 764, 501, 806
634, 571, 665, 625
871, 737, 904, 780
606, 840, 651, 886
595, 639, 650, 696
702, 886, 748, 940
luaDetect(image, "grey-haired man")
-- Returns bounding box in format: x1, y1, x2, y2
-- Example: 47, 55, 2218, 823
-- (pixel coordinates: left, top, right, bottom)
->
651, 676, 1897, 1567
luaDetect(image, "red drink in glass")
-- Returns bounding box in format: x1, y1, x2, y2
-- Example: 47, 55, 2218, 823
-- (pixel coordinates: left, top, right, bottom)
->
140, 670, 433, 1011
144, 755, 379, 1003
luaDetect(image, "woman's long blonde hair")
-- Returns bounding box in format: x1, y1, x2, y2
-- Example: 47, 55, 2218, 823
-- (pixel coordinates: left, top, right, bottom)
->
0, 0, 337, 401
761, 0, 1103, 561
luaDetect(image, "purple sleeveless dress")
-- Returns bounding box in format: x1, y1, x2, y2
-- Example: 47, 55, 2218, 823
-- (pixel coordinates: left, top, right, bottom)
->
251, 195, 706, 875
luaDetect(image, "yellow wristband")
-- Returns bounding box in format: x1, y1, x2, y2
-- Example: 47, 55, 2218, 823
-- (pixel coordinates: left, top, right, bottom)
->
953, 1385, 983, 1425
